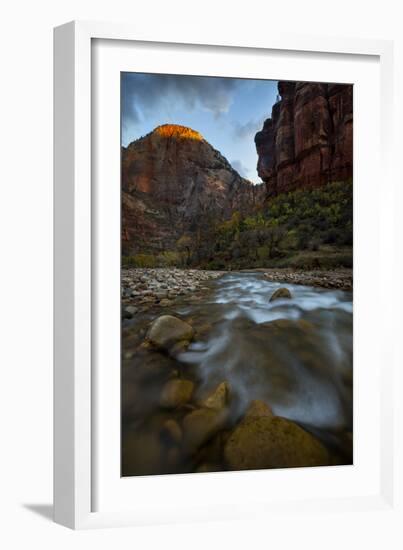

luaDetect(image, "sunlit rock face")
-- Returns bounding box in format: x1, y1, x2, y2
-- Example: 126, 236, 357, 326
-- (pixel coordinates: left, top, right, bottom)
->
154, 124, 204, 141
255, 81, 353, 195
122, 124, 265, 255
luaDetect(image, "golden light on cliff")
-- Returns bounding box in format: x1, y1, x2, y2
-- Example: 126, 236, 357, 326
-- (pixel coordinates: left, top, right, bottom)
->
155, 124, 203, 141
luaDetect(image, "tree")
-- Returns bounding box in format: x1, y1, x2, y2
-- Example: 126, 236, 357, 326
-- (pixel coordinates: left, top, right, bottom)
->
176, 234, 193, 266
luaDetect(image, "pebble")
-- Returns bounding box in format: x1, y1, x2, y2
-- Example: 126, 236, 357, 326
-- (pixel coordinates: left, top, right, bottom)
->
161, 419, 183, 444
121, 268, 223, 311
122, 305, 138, 319
263, 269, 352, 291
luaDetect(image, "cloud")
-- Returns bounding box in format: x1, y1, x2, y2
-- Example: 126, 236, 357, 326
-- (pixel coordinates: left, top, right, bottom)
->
231, 159, 250, 178
122, 73, 239, 129
233, 118, 264, 140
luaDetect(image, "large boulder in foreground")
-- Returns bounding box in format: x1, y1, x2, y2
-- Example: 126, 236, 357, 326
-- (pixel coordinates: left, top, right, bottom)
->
147, 315, 194, 350
269, 287, 292, 302
244, 399, 274, 419
224, 416, 329, 471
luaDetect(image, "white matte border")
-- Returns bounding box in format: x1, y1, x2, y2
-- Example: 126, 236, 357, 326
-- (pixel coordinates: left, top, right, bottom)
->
53, 21, 396, 530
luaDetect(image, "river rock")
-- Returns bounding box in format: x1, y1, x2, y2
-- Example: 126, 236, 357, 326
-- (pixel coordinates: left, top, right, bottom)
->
147, 315, 194, 350
128, 347, 178, 382
195, 323, 213, 339
182, 408, 228, 453
140, 296, 156, 304
262, 318, 314, 333
159, 298, 174, 307
263, 269, 353, 291
196, 463, 220, 473
269, 287, 292, 302
260, 318, 323, 375
200, 381, 230, 409
169, 339, 191, 356
166, 447, 181, 471
244, 399, 273, 419
224, 416, 329, 470
161, 419, 183, 444
122, 305, 138, 319
160, 379, 194, 409
122, 431, 163, 476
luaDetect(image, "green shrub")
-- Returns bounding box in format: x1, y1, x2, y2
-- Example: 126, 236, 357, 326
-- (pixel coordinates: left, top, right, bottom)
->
156, 250, 181, 266
122, 254, 156, 268
122, 180, 352, 270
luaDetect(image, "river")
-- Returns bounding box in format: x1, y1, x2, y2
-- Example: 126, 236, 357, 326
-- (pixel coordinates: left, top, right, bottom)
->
122, 271, 353, 475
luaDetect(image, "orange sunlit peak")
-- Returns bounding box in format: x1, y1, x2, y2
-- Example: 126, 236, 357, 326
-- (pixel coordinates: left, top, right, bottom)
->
154, 124, 204, 141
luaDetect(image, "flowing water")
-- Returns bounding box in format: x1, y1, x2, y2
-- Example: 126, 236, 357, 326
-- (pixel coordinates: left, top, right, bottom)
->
122, 271, 353, 475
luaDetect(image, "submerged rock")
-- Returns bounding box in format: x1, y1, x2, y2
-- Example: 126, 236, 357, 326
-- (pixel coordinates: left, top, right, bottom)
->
160, 379, 194, 409
183, 408, 228, 453
224, 415, 330, 470
196, 463, 221, 473
122, 305, 138, 319
169, 339, 191, 356
159, 298, 174, 307
195, 322, 213, 340
122, 431, 163, 476
201, 381, 230, 410
269, 287, 292, 302
147, 315, 194, 350
244, 399, 273, 419
161, 419, 183, 444
166, 447, 181, 471
262, 318, 314, 333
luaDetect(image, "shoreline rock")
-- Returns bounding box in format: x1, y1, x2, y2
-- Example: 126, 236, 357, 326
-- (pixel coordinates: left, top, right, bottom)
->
262, 268, 352, 291
122, 267, 224, 312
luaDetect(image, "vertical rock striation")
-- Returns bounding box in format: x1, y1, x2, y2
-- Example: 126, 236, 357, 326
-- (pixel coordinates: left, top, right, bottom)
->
122, 124, 265, 255
255, 81, 353, 195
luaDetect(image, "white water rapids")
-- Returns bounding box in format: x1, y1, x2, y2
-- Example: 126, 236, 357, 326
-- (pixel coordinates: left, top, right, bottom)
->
175, 272, 353, 434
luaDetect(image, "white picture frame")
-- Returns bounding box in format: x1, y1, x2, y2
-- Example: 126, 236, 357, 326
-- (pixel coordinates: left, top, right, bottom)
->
54, 20, 398, 530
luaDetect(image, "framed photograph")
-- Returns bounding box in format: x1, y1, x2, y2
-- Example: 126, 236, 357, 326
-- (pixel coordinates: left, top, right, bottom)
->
54, 21, 396, 529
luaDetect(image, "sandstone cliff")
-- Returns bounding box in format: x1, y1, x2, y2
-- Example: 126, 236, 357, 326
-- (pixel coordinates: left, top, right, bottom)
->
255, 81, 353, 195
122, 124, 265, 255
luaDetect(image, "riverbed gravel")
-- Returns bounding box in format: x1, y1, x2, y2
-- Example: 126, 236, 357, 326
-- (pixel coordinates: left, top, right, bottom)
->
262, 268, 352, 291
122, 268, 224, 316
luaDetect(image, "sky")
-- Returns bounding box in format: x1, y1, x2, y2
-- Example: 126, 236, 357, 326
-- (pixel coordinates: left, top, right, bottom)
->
121, 73, 279, 183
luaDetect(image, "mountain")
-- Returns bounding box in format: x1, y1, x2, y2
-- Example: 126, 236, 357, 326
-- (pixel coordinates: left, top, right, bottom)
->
122, 124, 265, 255
255, 81, 353, 195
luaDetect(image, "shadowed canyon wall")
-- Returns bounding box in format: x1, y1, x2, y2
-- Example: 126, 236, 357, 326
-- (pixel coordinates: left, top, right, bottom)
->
122, 124, 265, 255
255, 81, 353, 195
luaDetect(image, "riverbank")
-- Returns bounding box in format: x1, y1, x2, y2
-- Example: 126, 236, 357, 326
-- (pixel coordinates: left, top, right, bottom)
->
122, 267, 224, 317
121, 270, 353, 475
259, 268, 352, 291
122, 268, 353, 320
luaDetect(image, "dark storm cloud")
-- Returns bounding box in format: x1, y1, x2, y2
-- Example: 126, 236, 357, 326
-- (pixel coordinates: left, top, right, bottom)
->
122, 73, 240, 127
